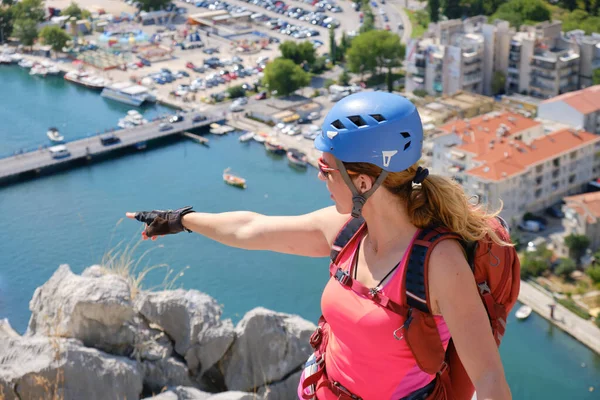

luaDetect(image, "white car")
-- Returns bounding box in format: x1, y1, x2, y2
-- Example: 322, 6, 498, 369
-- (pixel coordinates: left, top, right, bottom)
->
230, 103, 244, 112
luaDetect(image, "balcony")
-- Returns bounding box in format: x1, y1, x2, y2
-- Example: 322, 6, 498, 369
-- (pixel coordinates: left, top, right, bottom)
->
463, 73, 483, 85
532, 59, 557, 70
532, 70, 555, 80
530, 79, 555, 91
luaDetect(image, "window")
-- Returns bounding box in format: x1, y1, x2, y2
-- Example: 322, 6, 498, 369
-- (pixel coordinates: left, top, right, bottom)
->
536, 176, 543, 185
569, 174, 576, 184
552, 158, 560, 167
536, 165, 544, 174
570, 151, 577, 159
535, 189, 543, 198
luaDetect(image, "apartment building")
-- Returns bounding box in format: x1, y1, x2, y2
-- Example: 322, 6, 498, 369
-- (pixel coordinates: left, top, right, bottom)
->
562, 192, 600, 252
538, 85, 600, 134
431, 111, 600, 222
564, 30, 600, 89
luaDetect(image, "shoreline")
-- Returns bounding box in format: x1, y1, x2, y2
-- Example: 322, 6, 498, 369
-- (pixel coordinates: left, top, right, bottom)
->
518, 280, 600, 355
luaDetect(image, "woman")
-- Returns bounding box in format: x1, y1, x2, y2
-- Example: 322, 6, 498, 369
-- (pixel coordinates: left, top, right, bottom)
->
126, 92, 512, 400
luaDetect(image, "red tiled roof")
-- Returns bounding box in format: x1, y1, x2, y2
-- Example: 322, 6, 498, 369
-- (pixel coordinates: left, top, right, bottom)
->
541, 85, 600, 115
564, 192, 600, 223
466, 128, 600, 181
438, 111, 541, 155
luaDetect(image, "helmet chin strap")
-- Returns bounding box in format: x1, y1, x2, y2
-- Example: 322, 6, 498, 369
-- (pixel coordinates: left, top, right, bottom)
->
334, 158, 388, 218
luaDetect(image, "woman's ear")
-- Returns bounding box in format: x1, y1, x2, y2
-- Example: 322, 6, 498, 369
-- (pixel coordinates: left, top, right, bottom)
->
355, 174, 374, 194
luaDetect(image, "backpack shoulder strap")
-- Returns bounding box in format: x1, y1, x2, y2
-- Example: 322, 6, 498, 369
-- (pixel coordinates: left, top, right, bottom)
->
330, 216, 366, 264
404, 226, 462, 313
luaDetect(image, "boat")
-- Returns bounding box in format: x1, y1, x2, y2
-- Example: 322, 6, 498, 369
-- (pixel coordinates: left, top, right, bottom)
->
515, 305, 532, 320
18, 59, 34, 68
64, 70, 107, 90
253, 132, 268, 143
223, 168, 247, 189
46, 65, 61, 76
239, 131, 255, 142
135, 141, 147, 150
209, 123, 235, 135
30, 64, 47, 76
46, 127, 64, 143
101, 81, 157, 106
264, 138, 286, 155
0, 54, 11, 64
287, 148, 308, 168
118, 110, 148, 129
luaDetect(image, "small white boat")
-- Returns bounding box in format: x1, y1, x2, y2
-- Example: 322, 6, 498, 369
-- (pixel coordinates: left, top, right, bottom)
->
515, 305, 532, 320
18, 59, 33, 68
118, 110, 147, 129
30, 64, 48, 76
239, 131, 255, 142
47, 127, 64, 143
46, 65, 61, 75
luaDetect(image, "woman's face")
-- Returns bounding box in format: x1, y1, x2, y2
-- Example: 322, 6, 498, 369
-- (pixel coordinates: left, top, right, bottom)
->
318, 153, 357, 214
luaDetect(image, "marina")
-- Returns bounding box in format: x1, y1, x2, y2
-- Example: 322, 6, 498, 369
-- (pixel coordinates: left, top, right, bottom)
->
0, 113, 222, 185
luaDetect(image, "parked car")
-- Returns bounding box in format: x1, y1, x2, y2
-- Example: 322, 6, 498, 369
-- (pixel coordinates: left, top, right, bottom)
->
159, 122, 173, 131
523, 214, 548, 227
99, 133, 120, 146
518, 220, 544, 232
192, 114, 207, 122
255, 91, 267, 100
546, 205, 565, 218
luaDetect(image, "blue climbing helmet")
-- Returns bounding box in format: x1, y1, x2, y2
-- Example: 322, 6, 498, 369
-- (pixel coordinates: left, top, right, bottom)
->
314, 92, 424, 218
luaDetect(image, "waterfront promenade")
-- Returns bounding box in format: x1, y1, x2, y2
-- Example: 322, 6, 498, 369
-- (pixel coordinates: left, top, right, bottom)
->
519, 280, 600, 355
0, 114, 223, 182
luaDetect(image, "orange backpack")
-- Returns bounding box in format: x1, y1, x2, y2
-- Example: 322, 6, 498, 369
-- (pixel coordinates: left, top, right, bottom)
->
322, 215, 521, 400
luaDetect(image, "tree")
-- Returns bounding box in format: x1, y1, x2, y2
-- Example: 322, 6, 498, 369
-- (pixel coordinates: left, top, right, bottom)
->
555, 258, 576, 279
12, 18, 38, 48
226, 84, 246, 99
360, 4, 375, 33
564, 234, 590, 265
39, 25, 71, 55
492, 71, 506, 95
0, 6, 14, 43
329, 26, 336, 64
428, 0, 440, 23
263, 58, 310, 97
593, 68, 600, 85
338, 69, 350, 86
346, 30, 404, 78
279, 41, 316, 66
12, 0, 45, 22
443, 0, 462, 20
587, 264, 600, 283
520, 245, 552, 279
61, 2, 91, 20
137, 0, 171, 12
491, 0, 551, 29
562, 0, 578, 11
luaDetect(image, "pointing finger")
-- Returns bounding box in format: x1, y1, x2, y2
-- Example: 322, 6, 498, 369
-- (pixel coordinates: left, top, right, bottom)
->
126, 212, 137, 219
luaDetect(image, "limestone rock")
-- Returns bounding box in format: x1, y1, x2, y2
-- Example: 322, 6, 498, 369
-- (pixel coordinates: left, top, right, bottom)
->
137, 290, 235, 375
0, 336, 143, 400
26, 264, 135, 354
258, 371, 302, 400
222, 307, 316, 391
0, 318, 19, 338
142, 357, 194, 394
143, 386, 213, 400
206, 391, 256, 400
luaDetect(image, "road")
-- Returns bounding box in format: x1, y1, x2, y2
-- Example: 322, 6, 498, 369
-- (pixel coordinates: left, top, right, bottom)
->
519, 280, 600, 355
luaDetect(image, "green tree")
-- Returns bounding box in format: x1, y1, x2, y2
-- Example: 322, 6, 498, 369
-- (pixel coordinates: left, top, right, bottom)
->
61, 2, 91, 20
593, 69, 600, 85
347, 30, 404, 79
586, 264, 600, 283
491, 0, 551, 29
137, 0, 172, 11
360, 4, 375, 33
226, 84, 246, 99
329, 26, 337, 64
492, 70, 506, 95
263, 58, 310, 97
555, 258, 577, 279
521, 245, 552, 279
0, 6, 14, 43
12, 0, 45, 22
12, 18, 38, 48
338, 69, 350, 86
429, 0, 440, 23
39, 25, 71, 55
443, 0, 462, 19
562, 0, 578, 11
279, 40, 316, 66
564, 234, 591, 265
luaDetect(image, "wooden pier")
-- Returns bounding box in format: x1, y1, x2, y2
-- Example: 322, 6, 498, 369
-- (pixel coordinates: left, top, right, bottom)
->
182, 131, 209, 145
0, 114, 223, 185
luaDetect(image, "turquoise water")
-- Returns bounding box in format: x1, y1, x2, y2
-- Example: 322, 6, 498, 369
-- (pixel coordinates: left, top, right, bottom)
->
0, 65, 599, 399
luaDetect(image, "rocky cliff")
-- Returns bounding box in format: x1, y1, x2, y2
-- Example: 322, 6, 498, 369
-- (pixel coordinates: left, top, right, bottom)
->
0, 265, 316, 400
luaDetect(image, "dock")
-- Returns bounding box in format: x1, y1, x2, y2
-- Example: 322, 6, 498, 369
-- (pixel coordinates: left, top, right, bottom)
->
182, 131, 209, 145
0, 114, 222, 185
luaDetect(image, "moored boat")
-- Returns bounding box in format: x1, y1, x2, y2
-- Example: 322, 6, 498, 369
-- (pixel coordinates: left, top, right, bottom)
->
64, 70, 107, 90
47, 127, 64, 143
287, 148, 308, 168
223, 168, 247, 189
515, 305, 532, 320
239, 131, 255, 142
265, 139, 286, 155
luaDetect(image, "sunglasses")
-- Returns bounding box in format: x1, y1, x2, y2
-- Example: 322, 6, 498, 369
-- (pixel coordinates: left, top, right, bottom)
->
318, 158, 358, 178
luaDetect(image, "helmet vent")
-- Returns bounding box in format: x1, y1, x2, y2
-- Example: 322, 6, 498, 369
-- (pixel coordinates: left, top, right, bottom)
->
404, 141, 411, 151
347, 115, 367, 127
401, 132, 411, 139
331, 119, 346, 129
370, 114, 386, 122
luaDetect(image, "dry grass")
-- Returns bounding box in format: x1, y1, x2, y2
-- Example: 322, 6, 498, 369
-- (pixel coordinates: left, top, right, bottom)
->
98, 219, 189, 299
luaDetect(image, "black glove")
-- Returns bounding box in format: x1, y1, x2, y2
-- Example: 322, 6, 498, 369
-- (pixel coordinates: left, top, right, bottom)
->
133, 206, 195, 237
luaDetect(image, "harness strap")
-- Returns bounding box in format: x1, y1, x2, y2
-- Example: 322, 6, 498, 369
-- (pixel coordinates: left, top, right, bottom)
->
330, 265, 409, 317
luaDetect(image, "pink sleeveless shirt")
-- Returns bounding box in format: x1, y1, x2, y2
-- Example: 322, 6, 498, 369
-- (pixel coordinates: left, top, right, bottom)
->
315, 230, 451, 400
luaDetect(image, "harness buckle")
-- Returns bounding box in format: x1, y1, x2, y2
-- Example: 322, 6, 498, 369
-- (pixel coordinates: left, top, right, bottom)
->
332, 381, 361, 400
478, 281, 491, 295
309, 327, 322, 348
334, 268, 351, 286
368, 286, 381, 298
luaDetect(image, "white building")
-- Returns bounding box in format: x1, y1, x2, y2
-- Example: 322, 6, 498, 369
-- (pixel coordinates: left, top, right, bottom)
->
538, 85, 600, 135
431, 111, 600, 222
